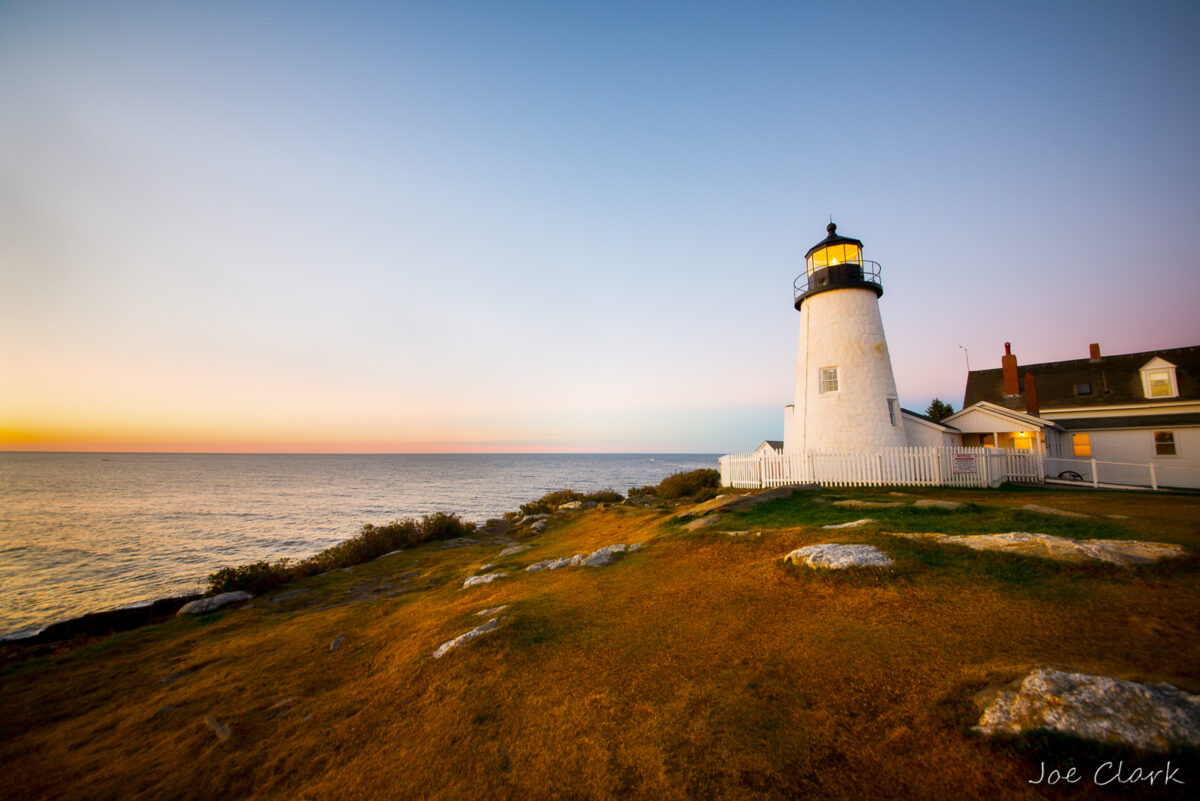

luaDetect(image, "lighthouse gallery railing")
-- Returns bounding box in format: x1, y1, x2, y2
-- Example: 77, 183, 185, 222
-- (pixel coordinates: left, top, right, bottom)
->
793, 259, 882, 302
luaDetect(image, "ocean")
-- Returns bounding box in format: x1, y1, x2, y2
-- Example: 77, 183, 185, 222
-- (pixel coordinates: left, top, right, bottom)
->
0, 452, 717, 639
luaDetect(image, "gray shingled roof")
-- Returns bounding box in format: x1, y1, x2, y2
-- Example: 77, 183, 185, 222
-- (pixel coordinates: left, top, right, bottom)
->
900, 408, 959, 431
963, 345, 1200, 412
1056, 413, 1200, 430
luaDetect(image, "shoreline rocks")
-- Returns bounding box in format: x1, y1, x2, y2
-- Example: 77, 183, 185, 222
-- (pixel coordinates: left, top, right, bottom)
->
177, 592, 253, 616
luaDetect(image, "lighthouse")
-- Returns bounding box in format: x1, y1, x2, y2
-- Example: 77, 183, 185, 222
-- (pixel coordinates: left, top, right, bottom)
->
782, 222, 906, 453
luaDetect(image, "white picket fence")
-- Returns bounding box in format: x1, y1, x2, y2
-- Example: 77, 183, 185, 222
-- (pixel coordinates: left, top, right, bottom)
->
719, 446, 1042, 490
1044, 456, 1200, 490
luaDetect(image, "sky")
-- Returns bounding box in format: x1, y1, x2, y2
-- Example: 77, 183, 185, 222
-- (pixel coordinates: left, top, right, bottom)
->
2, 0, 1198, 453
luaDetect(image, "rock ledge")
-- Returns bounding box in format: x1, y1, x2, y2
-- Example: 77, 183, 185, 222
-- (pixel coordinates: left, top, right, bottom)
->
974, 667, 1200, 752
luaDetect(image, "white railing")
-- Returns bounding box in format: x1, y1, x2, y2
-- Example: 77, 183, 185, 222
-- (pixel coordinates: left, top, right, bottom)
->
1044, 456, 1200, 490
719, 447, 1041, 490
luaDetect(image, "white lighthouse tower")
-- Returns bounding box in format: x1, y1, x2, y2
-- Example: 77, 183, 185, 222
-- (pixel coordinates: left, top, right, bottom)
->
782, 222, 906, 453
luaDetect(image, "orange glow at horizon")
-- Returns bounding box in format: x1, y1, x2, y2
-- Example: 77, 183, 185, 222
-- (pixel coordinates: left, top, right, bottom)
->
0, 426, 663, 454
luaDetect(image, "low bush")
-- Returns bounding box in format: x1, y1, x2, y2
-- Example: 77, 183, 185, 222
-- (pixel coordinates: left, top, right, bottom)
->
206, 513, 476, 596
207, 560, 293, 595
645, 469, 722, 500
582, 488, 623, 504
519, 487, 626, 515
519, 489, 583, 516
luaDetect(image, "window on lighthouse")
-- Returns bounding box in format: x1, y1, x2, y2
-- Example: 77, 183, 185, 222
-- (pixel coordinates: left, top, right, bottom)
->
820, 367, 839, 393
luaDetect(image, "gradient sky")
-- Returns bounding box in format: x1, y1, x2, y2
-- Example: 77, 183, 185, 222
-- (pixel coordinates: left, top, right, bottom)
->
2, 0, 1198, 453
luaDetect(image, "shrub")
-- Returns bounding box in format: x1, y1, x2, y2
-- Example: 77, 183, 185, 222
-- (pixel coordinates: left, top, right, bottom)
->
519, 489, 583, 516
582, 488, 623, 504
207, 560, 293, 595
419, 511, 476, 541
206, 513, 476, 596
655, 469, 722, 499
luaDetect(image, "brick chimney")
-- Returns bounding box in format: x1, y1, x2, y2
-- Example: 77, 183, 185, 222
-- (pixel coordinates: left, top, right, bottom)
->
1002, 342, 1020, 397
1024, 372, 1039, 416
1089, 343, 1101, 363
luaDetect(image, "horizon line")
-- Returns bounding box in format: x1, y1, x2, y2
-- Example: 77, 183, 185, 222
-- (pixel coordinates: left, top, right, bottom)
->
0, 450, 723, 456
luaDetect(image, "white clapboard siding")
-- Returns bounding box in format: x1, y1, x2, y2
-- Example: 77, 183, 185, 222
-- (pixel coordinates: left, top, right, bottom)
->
720, 447, 1042, 489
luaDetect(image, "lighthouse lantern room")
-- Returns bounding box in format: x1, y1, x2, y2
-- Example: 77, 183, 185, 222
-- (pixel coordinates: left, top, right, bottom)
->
782, 222, 906, 453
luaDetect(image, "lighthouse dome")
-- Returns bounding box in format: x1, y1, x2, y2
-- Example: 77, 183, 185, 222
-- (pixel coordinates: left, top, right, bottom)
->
804, 222, 863, 268
794, 222, 882, 310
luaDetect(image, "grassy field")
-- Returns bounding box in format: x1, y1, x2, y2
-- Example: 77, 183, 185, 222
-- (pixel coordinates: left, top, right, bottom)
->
2, 485, 1198, 800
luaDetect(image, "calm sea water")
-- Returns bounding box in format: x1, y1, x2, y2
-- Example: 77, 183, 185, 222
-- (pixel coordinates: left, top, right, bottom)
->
0, 452, 717, 639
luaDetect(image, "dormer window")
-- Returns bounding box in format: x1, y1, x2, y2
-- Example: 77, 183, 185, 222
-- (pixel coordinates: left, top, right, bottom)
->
1139, 357, 1179, 399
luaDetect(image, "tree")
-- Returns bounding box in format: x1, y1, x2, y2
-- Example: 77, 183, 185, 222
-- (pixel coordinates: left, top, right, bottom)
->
925, 398, 955, 421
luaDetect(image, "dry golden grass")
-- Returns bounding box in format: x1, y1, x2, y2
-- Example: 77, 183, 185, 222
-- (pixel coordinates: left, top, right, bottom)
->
3, 488, 1199, 800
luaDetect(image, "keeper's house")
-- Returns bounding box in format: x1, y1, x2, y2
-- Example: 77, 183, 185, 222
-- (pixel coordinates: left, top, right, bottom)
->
948, 342, 1200, 486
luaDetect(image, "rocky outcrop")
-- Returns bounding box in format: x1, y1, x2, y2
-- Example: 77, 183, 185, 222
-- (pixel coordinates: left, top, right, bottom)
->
526, 556, 583, 572
330, 635, 345, 653
475, 605, 508, 617
822, 519, 875, 529
177, 592, 253, 616
462, 572, 507, 589
433, 617, 504, 659
498, 545, 530, 557
439, 537, 480, 549
530, 520, 548, 534
582, 544, 628, 567
1019, 503, 1090, 519
913, 499, 965, 510
677, 486, 805, 520
887, 532, 1186, 565
684, 516, 723, 532
973, 668, 1200, 752
783, 544, 893, 569
557, 501, 582, 510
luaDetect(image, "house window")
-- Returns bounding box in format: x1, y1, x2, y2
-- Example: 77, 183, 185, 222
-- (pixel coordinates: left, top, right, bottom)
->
1072, 433, 1091, 457
1148, 371, 1173, 397
887, 398, 898, 426
820, 367, 839, 393
1154, 431, 1177, 456
1139, 359, 1178, 399
1075, 383, 1092, 396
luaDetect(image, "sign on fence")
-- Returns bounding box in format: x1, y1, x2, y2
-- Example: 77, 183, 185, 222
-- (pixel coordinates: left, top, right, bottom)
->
952, 454, 977, 474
